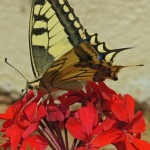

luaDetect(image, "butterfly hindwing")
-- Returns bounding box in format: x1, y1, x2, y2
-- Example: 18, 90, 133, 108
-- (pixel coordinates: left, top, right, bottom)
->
39, 41, 97, 90
39, 41, 125, 90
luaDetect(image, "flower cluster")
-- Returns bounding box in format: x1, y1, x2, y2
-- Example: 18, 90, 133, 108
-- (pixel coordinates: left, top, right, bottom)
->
0, 82, 150, 150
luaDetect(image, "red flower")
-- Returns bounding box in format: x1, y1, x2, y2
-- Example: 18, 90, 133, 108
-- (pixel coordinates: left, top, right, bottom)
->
66, 102, 98, 142
0, 81, 149, 150
110, 94, 150, 149
111, 94, 146, 133
59, 82, 117, 114
0, 90, 47, 149
66, 102, 121, 149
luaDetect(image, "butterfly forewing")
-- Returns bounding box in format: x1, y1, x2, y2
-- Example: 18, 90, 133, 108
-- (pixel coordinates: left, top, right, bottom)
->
29, 0, 85, 78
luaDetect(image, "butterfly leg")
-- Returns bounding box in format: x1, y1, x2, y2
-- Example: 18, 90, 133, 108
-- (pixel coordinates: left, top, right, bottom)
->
20, 89, 38, 112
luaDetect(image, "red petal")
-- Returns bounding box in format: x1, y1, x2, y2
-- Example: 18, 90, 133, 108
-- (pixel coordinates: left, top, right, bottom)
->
24, 103, 46, 122
98, 82, 116, 95
87, 82, 102, 100
59, 95, 82, 107
78, 103, 98, 137
102, 118, 117, 131
66, 118, 87, 141
91, 128, 122, 148
98, 82, 116, 101
6, 125, 24, 150
111, 97, 128, 122
1, 120, 13, 132
93, 118, 116, 136
132, 111, 146, 133
22, 90, 43, 103
20, 135, 48, 150
124, 134, 136, 150
0, 106, 13, 120
15, 113, 31, 128
12, 101, 23, 116
23, 123, 39, 140
46, 106, 65, 121
87, 102, 98, 127
58, 90, 84, 106
92, 124, 103, 136
22, 90, 35, 103
124, 94, 135, 122
85, 82, 93, 95
129, 135, 150, 150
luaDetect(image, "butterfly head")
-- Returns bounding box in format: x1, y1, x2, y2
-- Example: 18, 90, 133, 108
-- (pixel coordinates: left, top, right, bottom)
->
27, 83, 34, 90
26, 80, 40, 91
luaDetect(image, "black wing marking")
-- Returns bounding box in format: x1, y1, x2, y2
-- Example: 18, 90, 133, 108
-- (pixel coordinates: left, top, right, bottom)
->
84, 29, 132, 62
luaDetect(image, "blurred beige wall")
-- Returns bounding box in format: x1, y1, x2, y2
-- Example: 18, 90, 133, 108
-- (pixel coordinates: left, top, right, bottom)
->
0, 0, 150, 102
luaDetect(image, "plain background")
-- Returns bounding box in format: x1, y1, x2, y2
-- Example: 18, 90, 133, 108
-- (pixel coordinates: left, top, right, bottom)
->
0, 0, 150, 102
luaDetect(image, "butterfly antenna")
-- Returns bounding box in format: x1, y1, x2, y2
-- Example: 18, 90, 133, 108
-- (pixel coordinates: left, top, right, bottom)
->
123, 64, 144, 68
5, 58, 29, 83
136, 64, 144, 66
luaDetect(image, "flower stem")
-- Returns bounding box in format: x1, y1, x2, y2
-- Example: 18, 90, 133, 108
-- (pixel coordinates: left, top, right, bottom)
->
45, 127, 62, 150
38, 128, 56, 150
71, 139, 77, 150
54, 121, 66, 150
40, 120, 62, 150
64, 127, 69, 150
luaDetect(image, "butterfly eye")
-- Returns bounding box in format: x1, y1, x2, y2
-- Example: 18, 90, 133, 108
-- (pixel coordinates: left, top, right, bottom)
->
28, 84, 34, 89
